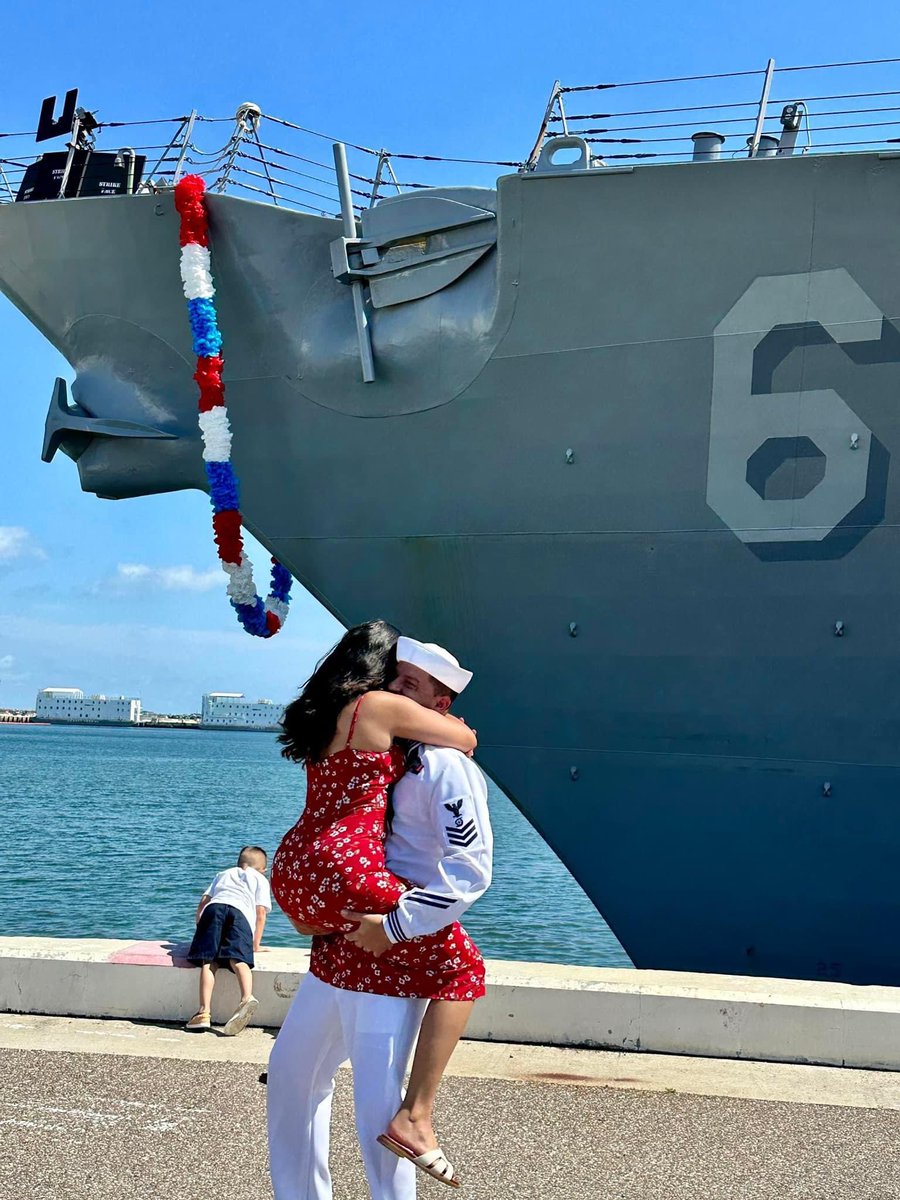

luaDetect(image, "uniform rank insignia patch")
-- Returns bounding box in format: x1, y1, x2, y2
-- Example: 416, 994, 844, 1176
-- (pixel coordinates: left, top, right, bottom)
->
444, 800, 477, 847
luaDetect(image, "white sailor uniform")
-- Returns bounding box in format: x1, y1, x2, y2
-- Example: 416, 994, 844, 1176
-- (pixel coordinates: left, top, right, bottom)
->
384, 743, 493, 943
267, 745, 492, 1200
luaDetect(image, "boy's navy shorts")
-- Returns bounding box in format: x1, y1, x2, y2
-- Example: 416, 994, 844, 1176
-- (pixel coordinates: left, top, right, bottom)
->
187, 903, 255, 970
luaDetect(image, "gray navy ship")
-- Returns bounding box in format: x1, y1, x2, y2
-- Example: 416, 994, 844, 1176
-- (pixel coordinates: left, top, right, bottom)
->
4, 59, 900, 985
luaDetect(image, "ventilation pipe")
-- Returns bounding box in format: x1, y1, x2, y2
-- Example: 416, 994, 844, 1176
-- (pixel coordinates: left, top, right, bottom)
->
691, 132, 725, 162
746, 134, 780, 158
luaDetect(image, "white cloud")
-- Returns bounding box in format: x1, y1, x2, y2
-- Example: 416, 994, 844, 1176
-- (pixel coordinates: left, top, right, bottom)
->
115, 563, 223, 592
0, 527, 44, 562
0, 655, 14, 671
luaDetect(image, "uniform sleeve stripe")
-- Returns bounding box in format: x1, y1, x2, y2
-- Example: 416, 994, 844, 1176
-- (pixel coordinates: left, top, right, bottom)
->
407, 894, 453, 908
447, 833, 479, 847
414, 890, 456, 904
386, 909, 406, 941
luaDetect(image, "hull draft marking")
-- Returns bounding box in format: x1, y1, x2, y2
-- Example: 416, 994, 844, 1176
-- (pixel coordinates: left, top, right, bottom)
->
706, 269, 895, 559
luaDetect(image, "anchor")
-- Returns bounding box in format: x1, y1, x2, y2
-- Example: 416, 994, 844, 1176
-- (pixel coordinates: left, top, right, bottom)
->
42, 377, 177, 464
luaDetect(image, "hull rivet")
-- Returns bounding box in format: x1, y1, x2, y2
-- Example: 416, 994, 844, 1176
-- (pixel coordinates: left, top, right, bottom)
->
834, 621, 845, 637
850, 433, 860, 449
822, 781, 832, 797
565, 448, 575, 464
569, 622, 579, 637
570, 766, 580, 781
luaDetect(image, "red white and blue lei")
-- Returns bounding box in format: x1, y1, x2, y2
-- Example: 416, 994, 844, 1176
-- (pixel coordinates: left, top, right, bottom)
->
174, 175, 292, 637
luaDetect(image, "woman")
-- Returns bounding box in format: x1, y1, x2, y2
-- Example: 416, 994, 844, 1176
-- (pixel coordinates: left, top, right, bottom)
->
271, 619, 485, 1188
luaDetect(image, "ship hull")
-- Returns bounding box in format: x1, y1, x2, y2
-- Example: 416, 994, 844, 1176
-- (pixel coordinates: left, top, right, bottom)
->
5, 151, 900, 983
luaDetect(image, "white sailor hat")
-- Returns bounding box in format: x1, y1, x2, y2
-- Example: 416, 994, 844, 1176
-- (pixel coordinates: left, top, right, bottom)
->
396, 636, 473, 695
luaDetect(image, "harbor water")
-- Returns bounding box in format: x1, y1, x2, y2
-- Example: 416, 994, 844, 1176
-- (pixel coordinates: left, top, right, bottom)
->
1, 724, 631, 967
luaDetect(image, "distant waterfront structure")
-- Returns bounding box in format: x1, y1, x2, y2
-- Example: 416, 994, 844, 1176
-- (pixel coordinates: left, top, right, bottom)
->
201, 692, 283, 731
0, 708, 35, 723
35, 688, 141, 725
140, 710, 201, 728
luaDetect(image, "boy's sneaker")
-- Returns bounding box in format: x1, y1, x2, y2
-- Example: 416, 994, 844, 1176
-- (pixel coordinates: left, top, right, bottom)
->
223, 995, 259, 1037
184, 1010, 211, 1032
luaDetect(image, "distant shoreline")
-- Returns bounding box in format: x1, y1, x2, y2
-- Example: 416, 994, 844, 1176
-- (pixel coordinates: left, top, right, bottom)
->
0, 717, 278, 734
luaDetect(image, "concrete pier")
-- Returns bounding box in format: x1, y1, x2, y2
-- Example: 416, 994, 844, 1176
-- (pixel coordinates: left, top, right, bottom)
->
5, 939, 900, 1197
4, 936, 900, 1069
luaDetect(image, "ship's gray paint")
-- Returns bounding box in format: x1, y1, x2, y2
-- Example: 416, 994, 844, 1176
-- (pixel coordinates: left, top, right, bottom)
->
4, 150, 900, 984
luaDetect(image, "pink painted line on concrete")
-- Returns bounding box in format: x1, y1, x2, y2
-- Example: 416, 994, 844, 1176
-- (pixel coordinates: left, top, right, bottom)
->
107, 941, 193, 968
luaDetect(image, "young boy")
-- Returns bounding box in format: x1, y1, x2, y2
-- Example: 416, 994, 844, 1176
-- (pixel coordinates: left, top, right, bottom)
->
185, 845, 272, 1036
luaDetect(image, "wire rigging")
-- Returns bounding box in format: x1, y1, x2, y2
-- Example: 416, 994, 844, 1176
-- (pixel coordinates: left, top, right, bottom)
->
4, 57, 900, 204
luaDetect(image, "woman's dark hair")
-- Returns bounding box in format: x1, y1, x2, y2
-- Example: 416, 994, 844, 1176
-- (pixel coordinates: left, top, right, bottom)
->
278, 619, 400, 764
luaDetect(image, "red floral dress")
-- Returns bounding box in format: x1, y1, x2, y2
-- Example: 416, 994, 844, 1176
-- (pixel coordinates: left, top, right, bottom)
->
271, 698, 485, 1001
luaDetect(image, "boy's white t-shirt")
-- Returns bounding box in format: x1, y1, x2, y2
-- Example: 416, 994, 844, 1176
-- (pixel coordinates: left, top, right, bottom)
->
205, 866, 272, 934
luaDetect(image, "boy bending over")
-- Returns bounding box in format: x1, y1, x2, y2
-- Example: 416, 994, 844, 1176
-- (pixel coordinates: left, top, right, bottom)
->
185, 845, 271, 1036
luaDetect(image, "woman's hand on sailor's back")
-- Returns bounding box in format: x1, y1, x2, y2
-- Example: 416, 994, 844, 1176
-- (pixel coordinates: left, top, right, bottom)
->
448, 712, 477, 755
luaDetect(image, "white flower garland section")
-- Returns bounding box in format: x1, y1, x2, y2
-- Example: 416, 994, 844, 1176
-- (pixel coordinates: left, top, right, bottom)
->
180, 243, 216, 300
197, 408, 233, 462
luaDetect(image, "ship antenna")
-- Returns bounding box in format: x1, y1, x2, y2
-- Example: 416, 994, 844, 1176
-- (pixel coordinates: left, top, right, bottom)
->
172, 174, 293, 638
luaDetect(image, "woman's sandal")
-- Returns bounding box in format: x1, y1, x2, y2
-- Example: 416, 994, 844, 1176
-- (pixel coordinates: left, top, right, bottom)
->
184, 1010, 211, 1032
377, 1133, 461, 1188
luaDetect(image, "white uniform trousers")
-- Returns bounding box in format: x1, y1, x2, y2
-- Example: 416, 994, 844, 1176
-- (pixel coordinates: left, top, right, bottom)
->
268, 971, 428, 1200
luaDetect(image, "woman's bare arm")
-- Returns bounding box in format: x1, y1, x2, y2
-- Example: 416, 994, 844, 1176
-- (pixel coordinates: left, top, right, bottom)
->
368, 691, 476, 752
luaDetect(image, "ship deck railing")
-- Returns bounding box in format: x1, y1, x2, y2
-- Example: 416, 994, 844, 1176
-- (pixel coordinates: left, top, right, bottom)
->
528, 55, 900, 169
3, 56, 900, 211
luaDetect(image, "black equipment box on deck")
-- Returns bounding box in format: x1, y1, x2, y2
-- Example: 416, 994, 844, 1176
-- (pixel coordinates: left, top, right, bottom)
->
16, 151, 146, 202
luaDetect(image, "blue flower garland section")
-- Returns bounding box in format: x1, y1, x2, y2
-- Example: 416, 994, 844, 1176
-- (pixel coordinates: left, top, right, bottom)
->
187, 298, 223, 358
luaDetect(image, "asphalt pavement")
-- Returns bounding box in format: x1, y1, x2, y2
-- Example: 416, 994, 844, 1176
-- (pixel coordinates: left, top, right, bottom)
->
3, 1040, 900, 1200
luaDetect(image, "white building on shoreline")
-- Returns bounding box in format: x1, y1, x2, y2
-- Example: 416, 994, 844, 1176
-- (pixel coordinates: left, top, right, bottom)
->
201, 692, 283, 731
35, 688, 141, 725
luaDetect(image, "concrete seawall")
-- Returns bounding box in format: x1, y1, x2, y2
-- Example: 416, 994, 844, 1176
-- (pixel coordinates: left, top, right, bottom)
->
3, 936, 900, 1070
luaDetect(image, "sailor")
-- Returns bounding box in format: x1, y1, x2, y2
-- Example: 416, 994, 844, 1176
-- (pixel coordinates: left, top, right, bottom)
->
350, 635, 494, 953
267, 636, 493, 1200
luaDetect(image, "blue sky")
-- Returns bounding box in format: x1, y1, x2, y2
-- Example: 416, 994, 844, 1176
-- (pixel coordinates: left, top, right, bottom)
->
1, 0, 897, 711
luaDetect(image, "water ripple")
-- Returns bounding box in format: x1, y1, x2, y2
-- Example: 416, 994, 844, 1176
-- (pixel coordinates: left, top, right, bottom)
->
0, 724, 631, 968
